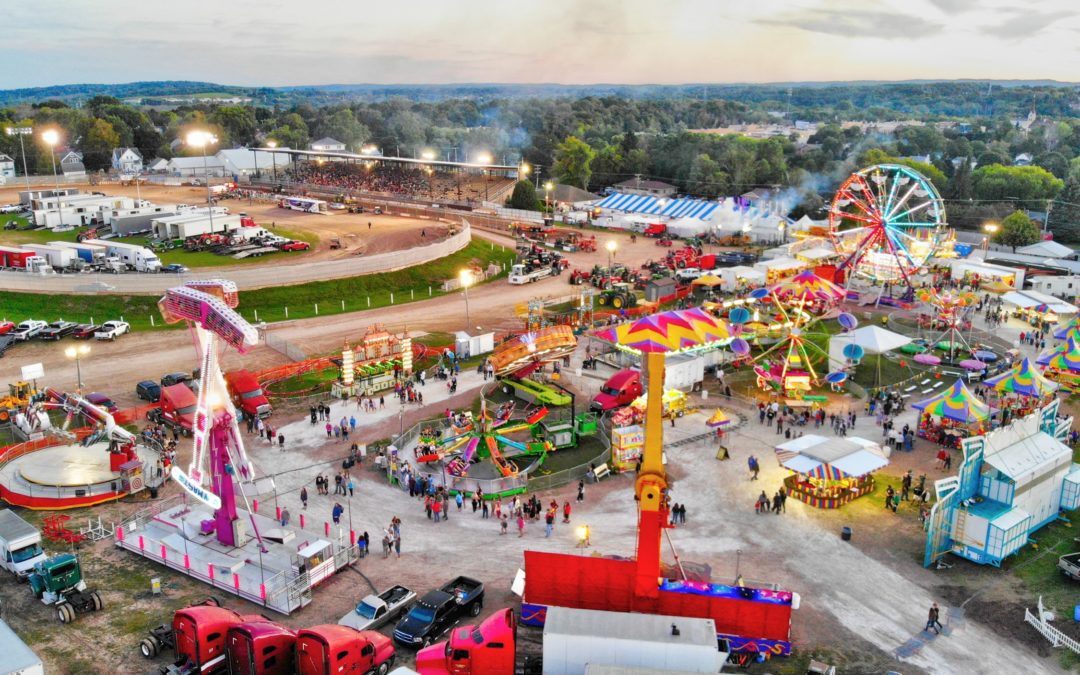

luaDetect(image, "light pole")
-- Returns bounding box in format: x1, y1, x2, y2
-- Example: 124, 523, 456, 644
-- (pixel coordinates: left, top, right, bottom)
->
42, 129, 61, 228
544, 181, 554, 214
266, 140, 278, 183
606, 239, 617, 269
476, 152, 492, 202
460, 269, 473, 330
65, 344, 90, 392
983, 222, 999, 253
186, 131, 218, 232
5, 127, 33, 194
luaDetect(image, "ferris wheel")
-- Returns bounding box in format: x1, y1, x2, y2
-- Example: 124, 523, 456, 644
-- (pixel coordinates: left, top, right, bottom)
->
829, 164, 946, 284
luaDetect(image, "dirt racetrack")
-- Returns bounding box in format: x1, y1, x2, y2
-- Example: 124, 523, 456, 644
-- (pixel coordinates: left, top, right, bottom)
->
0, 181, 450, 264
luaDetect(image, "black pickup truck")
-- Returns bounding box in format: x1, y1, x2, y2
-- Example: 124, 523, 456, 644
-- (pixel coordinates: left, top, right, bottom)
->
392, 576, 484, 648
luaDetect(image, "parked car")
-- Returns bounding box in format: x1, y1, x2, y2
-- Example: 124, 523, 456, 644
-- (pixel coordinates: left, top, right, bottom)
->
135, 380, 161, 403
674, 267, 703, 282
160, 372, 193, 388
279, 240, 310, 252
39, 321, 79, 341
340, 586, 416, 632
72, 324, 100, 339
84, 392, 118, 413
393, 576, 484, 648
10, 320, 47, 341
162, 263, 189, 274
94, 320, 130, 341
0, 321, 15, 336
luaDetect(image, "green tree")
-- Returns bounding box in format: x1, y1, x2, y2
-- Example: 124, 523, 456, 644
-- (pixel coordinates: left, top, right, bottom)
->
320, 109, 370, 149
947, 158, 973, 201
553, 136, 596, 190
993, 210, 1041, 251
507, 180, 539, 211
1048, 179, 1080, 243
209, 106, 257, 145
78, 118, 121, 170
972, 164, 1063, 208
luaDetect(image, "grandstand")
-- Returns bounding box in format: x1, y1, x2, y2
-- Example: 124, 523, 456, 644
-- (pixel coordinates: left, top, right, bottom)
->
268, 148, 518, 205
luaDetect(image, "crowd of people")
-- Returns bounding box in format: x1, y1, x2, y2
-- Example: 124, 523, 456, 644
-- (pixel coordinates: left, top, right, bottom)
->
285, 161, 511, 203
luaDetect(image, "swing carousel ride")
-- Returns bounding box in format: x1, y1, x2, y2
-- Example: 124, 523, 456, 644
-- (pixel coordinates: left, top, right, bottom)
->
829, 164, 947, 287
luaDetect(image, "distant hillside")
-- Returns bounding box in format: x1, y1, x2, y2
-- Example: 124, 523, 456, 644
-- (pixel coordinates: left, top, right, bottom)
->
0, 81, 257, 105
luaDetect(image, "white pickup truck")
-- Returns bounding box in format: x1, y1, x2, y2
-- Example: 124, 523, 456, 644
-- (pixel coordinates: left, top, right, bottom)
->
339, 585, 416, 631
509, 263, 556, 285
94, 320, 130, 341
10, 320, 47, 341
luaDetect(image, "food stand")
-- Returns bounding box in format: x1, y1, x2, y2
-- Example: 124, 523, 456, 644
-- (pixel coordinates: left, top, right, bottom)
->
610, 425, 644, 472
774, 435, 889, 509
911, 379, 991, 446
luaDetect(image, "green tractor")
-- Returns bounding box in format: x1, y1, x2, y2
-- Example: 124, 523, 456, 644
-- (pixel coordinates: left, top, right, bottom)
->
28, 553, 104, 623
596, 284, 639, 310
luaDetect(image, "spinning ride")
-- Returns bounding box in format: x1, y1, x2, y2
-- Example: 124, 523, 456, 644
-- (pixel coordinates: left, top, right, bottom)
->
829, 164, 946, 285
489, 325, 578, 407
916, 288, 978, 361
416, 400, 552, 478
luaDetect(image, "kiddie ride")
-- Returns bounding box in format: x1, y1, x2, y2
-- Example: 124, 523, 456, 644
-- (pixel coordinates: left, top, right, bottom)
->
490, 325, 578, 408
522, 311, 798, 660
29, 553, 103, 624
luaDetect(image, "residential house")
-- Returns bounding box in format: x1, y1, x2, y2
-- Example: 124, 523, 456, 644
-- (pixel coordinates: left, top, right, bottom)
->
310, 137, 346, 152
59, 151, 86, 179
0, 153, 14, 178
145, 158, 168, 173
613, 177, 676, 198
111, 147, 143, 174
1014, 153, 1034, 167
924, 399, 1080, 567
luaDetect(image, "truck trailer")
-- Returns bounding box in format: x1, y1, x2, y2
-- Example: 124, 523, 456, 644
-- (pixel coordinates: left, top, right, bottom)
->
0, 245, 35, 269
81, 239, 162, 272
49, 241, 105, 264
20, 244, 77, 270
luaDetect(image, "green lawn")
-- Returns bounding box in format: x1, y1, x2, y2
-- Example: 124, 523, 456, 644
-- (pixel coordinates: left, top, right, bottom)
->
0, 238, 514, 332
268, 367, 340, 394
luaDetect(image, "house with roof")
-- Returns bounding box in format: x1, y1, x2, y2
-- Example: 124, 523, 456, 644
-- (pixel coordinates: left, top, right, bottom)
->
1013, 153, 1034, 167
216, 148, 291, 178
0, 153, 14, 178
146, 158, 168, 173
924, 399, 1080, 567
59, 151, 86, 179
310, 137, 346, 152
111, 147, 143, 174
613, 177, 676, 198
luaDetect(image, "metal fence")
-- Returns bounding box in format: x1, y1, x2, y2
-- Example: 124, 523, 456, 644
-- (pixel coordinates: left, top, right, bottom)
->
263, 330, 309, 362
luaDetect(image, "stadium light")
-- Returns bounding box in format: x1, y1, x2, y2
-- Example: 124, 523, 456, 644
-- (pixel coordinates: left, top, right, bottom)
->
186, 130, 219, 233
606, 240, 617, 268
460, 269, 474, 329
421, 150, 436, 161
64, 343, 90, 392
6, 126, 33, 193
41, 128, 62, 204
361, 144, 378, 156
266, 140, 278, 182
475, 152, 493, 165
519, 162, 530, 176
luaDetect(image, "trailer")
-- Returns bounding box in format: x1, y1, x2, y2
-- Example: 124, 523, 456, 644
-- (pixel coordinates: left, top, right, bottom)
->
0, 245, 35, 268
0, 618, 43, 675
280, 197, 327, 213
81, 239, 162, 272
49, 241, 105, 264
20, 244, 77, 270
0, 509, 47, 579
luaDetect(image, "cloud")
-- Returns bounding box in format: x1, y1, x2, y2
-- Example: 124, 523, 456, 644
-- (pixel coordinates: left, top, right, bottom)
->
978, 10, 1072, 38
925, 0, 978, 14
759, 9, 944, 40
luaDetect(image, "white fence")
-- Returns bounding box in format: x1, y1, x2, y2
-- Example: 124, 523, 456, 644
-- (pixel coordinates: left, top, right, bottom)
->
1025, 596, 1080, 654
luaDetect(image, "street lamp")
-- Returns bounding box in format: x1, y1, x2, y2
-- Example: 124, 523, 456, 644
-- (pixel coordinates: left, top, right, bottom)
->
460, 269, 474, 330
983, 222, 999, 253
519, 162, 530, 178
65, 343, 90, 392
186, 131, 218, 232
5, 127, 33, 194
421, 150, 435, 161
476, 153, 493, 202
606, 239, 617, 268
544, 181, 554, 213
41, 129, 61, 227
266, 140, 278, 183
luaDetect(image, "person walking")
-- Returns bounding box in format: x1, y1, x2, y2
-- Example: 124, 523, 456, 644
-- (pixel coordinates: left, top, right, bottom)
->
748, 455, 760, 481
481, 499, 489, 519
347, 478, 354, 497
278, 432, 285, 450
456, 492, 464, 511
563, 501, 572, 524
432, 497, 442, 522
576, 480, 585, 502
499, 514, 508, 535
280, 507, 290, 527
300, 486, 308, 510
925, 603, 943, 634
332, 502, 343, 525
778, 487, 787, 513
325, 422, 333, 439
517, 513, 526, 537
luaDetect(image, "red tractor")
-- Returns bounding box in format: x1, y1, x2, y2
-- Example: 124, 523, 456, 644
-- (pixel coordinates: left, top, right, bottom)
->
656, 238, 674, 247
568, 269, 592, 285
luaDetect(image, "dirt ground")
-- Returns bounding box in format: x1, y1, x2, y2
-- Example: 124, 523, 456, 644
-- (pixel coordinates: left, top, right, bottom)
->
0, 182, 449, 264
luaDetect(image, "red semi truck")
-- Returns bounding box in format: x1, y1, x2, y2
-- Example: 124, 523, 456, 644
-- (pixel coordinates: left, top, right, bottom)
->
589, 370, 643, 413
147, 383, 198, 436
225, 620, 296, 675
223, 370, 272, 419
140, 602, 264, 672
414, 608, 516, 675
295, 625, 396, 675
0, 246, 35, 269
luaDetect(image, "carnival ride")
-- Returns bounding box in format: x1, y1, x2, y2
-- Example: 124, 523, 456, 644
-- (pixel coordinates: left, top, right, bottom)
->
914, 288, 979, 361
829, 164, 947, 287
416, 399, 554, 479
523, 308, 796, 657
737, 272, 845, 395
489, 325, 578, 407
157, 279, 260, 547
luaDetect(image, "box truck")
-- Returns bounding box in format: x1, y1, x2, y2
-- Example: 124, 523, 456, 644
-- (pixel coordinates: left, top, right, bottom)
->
0, 509, 47, 579
49, 241, 104, 264
20, 244, 77, 270
0, 246, 35, 269
82, 239, 161, 272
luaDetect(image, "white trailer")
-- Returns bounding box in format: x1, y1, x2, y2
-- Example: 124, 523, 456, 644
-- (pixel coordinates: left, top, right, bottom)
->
82, 239, 162, 272
542, 607, 728, 674
280, 196, 327, 213
0, 509, 46, 579
509, 263, 555, 285
0, 617, 43, 675
20, 244, 77, 269
664, 353, 706, 392
49, 241, 107, 264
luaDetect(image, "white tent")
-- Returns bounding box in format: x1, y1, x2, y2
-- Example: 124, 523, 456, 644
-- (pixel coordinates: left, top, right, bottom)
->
667, 217, 710, 237
828, 325, 911, 372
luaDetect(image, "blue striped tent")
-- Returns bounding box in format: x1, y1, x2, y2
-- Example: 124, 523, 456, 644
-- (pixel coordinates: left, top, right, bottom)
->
595, 192, 720, 221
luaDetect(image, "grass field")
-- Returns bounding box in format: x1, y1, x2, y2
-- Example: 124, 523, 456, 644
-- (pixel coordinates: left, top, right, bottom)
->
0, 219, 318, 267
0, 238, 515, 332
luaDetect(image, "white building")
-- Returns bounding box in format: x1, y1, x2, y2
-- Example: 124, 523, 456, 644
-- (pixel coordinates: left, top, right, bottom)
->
0, 153, 15, 178
612, 177, 677, 198
310, 137, 346, 152
151, 211, 243, 240
145, 158, 168, 173
1016, 240, 1076, 260
59, 151, 86, 179
166, 156, 227, 178
111, 147, 143, 174
216, 148, 291, 177
1028, 275, 1080, 301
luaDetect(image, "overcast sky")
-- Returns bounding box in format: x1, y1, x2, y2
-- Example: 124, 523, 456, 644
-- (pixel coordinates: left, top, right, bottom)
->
4, 0, 1079, 88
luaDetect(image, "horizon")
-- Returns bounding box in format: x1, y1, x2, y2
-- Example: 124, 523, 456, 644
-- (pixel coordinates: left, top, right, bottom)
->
4, 0, 1079, 89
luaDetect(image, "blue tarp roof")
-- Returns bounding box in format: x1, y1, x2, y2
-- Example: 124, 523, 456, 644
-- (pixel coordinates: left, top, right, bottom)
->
595, 192, 720, 221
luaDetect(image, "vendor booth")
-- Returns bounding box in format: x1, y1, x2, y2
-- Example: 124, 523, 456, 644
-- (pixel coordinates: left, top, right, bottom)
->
950, 259, 1024, 291
774, 435, 889, 509
1036, 336, 1080, 392
912, 379, 991, 446
753, 257, 808, 284
1002, 289, 1078, 328
983, 357, 1059, 421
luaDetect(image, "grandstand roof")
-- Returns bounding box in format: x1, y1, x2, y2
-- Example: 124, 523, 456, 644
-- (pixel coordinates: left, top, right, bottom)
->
551, 184, 600, 203
263, 147, 519, 172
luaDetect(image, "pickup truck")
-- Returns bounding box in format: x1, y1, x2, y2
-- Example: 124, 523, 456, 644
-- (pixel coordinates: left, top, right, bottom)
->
71, 324, 100, 340
509, 263, 558, 285
393, 576, 484, 648
339, 585, 416, 631
10, 320, 47, 341
39, 321, 79, 341
1058, 552, 1080, 582
94, 320, 130, 341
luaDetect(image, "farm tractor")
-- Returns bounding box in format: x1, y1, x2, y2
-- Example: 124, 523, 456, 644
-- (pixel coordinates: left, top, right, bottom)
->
0, 381, 38, 424
28, 553, 104, 623
76, 227, 100, 242
596, 284, 639, 310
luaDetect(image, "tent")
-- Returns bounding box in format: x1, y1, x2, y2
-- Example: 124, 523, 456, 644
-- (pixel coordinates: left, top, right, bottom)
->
769, 270, 845, 305
983, 357, 1059, 397
1037, 337, 1080, 371
912, 379, 991, 423
774, 434, 889, 508
844, 325, 912, 354
691, 274, 724, 288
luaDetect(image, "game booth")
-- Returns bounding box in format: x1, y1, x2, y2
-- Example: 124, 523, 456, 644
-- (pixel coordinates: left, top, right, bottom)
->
1037, 336, 1080, 393
912, 379, 991, 448
774, 435, 889, 509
